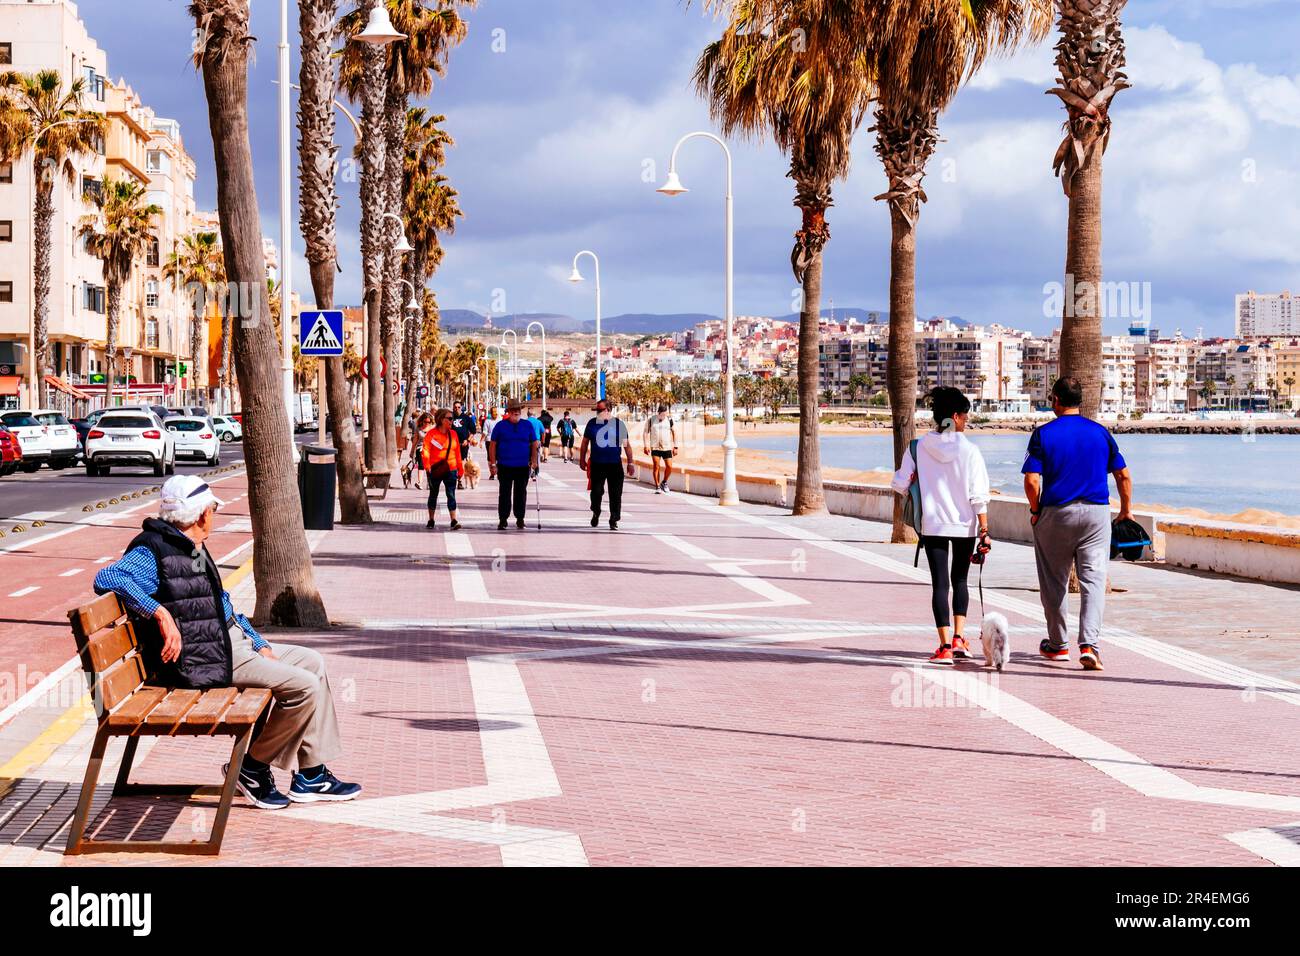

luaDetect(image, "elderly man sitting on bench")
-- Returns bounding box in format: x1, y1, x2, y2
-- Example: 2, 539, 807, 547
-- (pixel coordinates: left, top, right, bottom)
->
93, 474, 360, 809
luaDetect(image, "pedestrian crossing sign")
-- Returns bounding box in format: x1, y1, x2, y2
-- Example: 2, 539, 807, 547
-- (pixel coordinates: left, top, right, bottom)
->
299, 310, 345, 356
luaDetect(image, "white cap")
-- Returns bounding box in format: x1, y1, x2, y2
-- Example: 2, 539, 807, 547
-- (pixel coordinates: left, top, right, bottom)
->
159, 474, 224, 526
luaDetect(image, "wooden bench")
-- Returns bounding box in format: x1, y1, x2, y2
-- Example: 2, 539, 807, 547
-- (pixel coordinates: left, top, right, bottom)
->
64, 593, 273, 855
363, 469, 391, 500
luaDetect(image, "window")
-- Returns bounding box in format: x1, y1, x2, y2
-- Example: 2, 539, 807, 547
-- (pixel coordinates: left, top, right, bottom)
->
0, 163, 11, 184
145, 280, 159, 308
147, 150, 166, 174
0, 221, 10, 242
0, 43, 11, 66
81, 176, 101, 203
0, 281, 12, 303
82, 284, 105, 314
146, 238, 159, 267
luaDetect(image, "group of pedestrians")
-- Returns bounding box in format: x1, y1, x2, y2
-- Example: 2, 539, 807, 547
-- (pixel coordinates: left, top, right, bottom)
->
891, 376, 1135, 672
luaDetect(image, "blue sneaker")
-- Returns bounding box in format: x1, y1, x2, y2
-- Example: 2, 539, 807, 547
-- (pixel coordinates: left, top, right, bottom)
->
223, 762, 289, 810
289, 766, 362, 803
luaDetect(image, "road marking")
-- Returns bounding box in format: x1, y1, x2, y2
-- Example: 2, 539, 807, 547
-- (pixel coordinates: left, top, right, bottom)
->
1224, 825, 1300, 867
0, 658, 81, 730
10, 511, 62, 523
95, 556, 114, 563
445, 533, 490, 602
8, 586, 39, 598
57, 568, 82, 578
0, 694, 94, 782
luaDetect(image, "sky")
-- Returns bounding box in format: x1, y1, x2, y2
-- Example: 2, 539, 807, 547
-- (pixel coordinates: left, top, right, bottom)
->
75, 0, 1300, 336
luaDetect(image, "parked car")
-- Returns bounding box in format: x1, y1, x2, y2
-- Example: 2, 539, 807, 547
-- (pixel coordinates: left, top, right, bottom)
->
167, 405, 209, 419
0, 410, 56, 472
28, 409, 82, 468
0, 426, 22, 477
165, 416, 221, 466
84, 410, 176, 477
210, 414, 243, 443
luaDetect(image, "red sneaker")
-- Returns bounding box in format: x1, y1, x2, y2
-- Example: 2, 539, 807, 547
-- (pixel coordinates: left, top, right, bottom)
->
1079, 645, 1103, 671
952, 636, 972, 659
1039, 639, 1070, 662
929, 644, 955, 666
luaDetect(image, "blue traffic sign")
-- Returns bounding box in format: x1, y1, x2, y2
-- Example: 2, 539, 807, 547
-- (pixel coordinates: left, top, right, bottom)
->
299, 310, 345, 356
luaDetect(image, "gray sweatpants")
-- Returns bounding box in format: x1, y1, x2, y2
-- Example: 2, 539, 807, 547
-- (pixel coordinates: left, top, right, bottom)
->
1032, 502, 1111, 650
230, 633, 343, 772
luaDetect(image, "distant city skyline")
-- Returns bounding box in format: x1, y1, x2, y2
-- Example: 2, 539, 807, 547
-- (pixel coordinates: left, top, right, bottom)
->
74, 0, 1300, 337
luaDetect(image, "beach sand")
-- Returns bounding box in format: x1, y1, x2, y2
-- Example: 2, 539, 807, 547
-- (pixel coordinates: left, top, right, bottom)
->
664, 418, 1300, 529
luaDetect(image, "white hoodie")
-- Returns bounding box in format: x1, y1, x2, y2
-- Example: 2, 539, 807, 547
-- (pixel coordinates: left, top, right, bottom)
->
890, 430, 991, 538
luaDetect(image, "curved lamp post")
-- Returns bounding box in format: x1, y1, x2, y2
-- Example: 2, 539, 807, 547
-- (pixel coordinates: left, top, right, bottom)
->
484, 344, 505, 408
568, 250, 602, 399
657, 131, 739, 507
524, 321, 547, 411
500, 329, 519, 401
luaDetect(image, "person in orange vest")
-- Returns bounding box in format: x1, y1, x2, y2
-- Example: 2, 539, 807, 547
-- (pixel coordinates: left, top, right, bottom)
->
422, 408, 464, 531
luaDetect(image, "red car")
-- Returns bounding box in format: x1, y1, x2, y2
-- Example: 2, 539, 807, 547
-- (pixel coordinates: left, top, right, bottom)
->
0, 426, 22, 478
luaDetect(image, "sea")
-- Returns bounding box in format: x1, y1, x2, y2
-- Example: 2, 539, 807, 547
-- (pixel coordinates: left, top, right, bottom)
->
728, 431, 1298, 517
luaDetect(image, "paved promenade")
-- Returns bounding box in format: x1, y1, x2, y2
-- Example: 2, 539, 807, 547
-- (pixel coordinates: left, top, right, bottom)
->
3, 458, 1300, 866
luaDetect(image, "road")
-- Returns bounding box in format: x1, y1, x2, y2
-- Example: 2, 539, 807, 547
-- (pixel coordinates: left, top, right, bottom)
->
0, 434, 313, 524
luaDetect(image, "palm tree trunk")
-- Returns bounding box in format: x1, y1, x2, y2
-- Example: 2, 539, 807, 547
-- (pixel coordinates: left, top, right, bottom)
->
886, 203, 919, 543
105, 281, 121, 407
298, 0, 369, 524
358, 0, 389, 471
189, 306, 206, 403
380, 85, 405, 470
873, 105, 937, 543
192, 0, 326, 627
793, 235, 826, 515
32, 175, 54, 408
1059, 145, 1103, 419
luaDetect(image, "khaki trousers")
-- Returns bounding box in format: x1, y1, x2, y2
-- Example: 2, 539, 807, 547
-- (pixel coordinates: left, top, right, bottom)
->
230, 634, 343, 772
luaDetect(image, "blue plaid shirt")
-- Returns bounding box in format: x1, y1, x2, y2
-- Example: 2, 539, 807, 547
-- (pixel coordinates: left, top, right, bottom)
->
94, 546, 269, 652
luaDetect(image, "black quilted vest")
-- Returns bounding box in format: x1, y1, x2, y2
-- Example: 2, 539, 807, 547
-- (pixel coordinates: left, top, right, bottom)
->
127, 517, 233, 689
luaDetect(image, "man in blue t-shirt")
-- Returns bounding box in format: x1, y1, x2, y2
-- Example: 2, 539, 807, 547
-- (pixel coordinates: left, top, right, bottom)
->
1022, 377, 1135, 672
487, 400, 539, 530
580, 399, 635, 530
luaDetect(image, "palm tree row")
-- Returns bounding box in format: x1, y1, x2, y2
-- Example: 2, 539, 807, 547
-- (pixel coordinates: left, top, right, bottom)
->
698, 1, 1122, 539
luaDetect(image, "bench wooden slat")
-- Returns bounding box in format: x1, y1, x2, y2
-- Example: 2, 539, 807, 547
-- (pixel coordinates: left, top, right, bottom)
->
84, 622, 138, 673
69, 592, 126, 642
220, 688, 273, 728
106, 686, 169, 729
142, 689, 203, 731
97, 655, 147, 713
183, 687, 240, 726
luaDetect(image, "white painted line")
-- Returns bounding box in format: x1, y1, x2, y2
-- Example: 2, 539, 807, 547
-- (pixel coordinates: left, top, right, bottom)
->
445, 533, 489, 603
8, 586, 39, 598
58, 568, 83, 577
12, 511, 62, 522
95, 556, 114, 564
215, 538, 254, 566
0, 657, 81, 730
1224, 825, 1300, 866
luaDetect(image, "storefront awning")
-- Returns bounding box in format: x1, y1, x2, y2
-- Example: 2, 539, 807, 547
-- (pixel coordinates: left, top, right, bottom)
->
0, 376, 20, 397
44, 375, 92, 401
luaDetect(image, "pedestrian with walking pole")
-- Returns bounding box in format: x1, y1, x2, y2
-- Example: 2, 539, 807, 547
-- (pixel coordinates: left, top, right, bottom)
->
580, 399, 636, 531
487, 399, 539, 530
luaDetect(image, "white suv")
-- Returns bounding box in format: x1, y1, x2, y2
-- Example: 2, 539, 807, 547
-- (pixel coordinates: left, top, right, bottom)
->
0, 409, 79, 471
84, 410, 176, 477
165, 416, 221, 466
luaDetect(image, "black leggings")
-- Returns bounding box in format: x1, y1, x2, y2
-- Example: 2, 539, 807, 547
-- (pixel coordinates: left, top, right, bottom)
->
922, 536, 977, 629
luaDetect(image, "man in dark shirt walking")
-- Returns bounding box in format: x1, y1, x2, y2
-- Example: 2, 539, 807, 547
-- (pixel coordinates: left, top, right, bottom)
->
451, 401, 477, 489
1022, 377, 1135, 671
487, 399, 539, 530
580, 399, 636, 530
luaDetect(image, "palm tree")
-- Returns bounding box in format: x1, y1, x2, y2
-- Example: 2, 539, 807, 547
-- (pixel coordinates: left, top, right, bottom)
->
1050, 0, 1131, 418
78, 178, 161, 407
297, 0, 371, 524
0, 70, 105, 406
189, 0, 326, 627
341, 0, 474, 470
162, 231, 223, 402
696, 1, 869, 515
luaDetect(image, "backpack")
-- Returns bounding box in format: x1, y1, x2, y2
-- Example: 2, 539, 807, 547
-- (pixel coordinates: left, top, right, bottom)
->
901, 438, 924, 566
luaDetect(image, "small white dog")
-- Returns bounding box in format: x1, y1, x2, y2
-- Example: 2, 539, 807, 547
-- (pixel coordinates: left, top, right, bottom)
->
980, 612, 1010, 671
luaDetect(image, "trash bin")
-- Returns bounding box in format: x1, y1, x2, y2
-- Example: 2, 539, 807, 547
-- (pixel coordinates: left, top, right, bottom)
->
298, 444, 337, 531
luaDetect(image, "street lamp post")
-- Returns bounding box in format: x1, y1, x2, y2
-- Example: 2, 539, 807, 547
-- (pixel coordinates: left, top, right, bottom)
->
657, 131, 739, 507
524, 321, 547, 411
485, 345, 505, 408
568, 251, 602, 399
501, 329, 519, 401
477, 358, 494, 412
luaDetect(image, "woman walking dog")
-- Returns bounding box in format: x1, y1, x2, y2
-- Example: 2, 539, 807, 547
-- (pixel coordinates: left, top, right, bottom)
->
891, 388, 992, 665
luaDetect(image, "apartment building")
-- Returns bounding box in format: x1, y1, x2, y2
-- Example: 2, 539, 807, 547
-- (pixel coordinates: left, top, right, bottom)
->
143, 116, 197, 389
1274, 340, 1300, 409
0, 0, 109, 409
1236, 291, 1297, 338
1100, 335, 1137, 414
1192, 341, 1276, 411
1134, 337, 1195, 413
